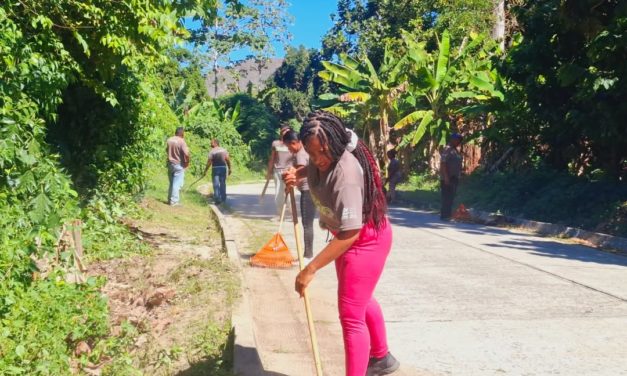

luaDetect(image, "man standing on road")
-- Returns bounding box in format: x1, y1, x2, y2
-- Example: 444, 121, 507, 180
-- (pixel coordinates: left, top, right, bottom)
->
203, 139, 231, 205
266, 125, 294, 217
282, 130, 317, 262
439, 133, 463, 220
166, 127, 190, 206
385, 149, 402, 204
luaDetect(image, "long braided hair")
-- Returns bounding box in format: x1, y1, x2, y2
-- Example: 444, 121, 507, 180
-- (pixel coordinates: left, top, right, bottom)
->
299, 110, 387, 229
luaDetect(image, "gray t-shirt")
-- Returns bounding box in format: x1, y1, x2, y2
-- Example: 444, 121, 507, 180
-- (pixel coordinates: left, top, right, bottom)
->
209, 146, 229, 167
440, 145, 462, 179
293, 147, 310, 192
272, 140, 293, 171
166, 136, 189, 166
307, 150, 363, 233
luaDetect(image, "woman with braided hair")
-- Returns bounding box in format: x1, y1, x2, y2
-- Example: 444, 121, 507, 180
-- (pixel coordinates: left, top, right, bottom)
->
283, 110, 399, 376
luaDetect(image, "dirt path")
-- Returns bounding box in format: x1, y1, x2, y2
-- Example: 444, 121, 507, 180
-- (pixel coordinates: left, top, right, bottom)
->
85, 188, 238, 376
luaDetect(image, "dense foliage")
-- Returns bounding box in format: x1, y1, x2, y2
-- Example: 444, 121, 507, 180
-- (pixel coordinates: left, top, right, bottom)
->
323, 0, 495, 66
494, 0, 627, 177
0, 0, 215, 373
220, 93, 279, 159
318, 0, 625, 227
184, 100, 252, 175
316, 31, 502, 172
262, 46, 330, 124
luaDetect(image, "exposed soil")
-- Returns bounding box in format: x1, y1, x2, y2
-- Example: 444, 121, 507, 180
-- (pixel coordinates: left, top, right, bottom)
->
83, 195, 238, 376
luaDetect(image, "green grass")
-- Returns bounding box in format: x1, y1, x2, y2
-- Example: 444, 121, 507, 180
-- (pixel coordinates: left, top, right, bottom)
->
397, 169, 627, 237
132, 162, 238, 376
396, 174, 441, 212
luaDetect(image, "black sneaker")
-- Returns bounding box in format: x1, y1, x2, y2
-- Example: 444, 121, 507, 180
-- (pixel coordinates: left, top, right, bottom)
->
366, 352, 400, 375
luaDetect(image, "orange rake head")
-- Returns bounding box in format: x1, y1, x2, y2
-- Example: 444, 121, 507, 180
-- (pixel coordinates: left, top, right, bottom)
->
250, 232, 294, 268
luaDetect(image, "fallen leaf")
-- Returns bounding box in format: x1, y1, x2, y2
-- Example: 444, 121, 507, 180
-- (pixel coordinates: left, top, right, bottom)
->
74, 341, 91, 356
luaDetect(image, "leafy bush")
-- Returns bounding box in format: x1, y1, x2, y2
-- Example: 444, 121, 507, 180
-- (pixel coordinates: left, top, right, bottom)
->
184, 102, 252, 176
219, 93, 279, 159
498, 0, 627, 176
398, 169, 627, 236
0, 1, 201, 374
265, 87, 311, 122
0, 278, 108, 375
458, 169, 627, 234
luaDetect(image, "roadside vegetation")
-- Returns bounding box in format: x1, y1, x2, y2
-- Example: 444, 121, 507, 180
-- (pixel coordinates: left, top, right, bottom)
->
0, 1, 278, 374
309, 0, 626, 236
1, 0, 625, 374
397, 171, 627, 237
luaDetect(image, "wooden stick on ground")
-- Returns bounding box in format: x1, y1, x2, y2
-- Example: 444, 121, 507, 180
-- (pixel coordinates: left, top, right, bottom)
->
289, 188, 323, 376
70, 220, 86, 283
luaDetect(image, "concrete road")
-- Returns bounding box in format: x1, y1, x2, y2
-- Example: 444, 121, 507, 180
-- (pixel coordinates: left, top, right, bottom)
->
224, 182, 627, 376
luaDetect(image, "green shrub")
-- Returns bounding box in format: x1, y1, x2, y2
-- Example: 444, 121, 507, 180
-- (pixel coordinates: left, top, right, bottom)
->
398, 169, 627, 236
0, 278, 108, 375
219, 94, 279, 159
184, 103, 251, 175
458, 169, 627, 234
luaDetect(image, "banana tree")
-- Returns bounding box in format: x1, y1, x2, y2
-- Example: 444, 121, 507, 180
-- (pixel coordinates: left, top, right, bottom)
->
393, 30, 504, 169
316, 49, 408, 172
165, 79, 200, 119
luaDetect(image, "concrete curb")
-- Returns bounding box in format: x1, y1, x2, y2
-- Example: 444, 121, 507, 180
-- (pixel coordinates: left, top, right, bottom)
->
467, 208, 627, 256
395, 195, 627, 256
208, 204, 264, 375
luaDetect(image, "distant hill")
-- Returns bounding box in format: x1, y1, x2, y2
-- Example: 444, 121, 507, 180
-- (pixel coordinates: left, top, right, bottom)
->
205, 58, 284, 98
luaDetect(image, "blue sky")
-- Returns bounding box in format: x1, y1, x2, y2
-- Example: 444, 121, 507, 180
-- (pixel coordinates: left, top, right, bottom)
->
186, 1, 336, 63
230, 0, 336, 60
286, 0, 336, 51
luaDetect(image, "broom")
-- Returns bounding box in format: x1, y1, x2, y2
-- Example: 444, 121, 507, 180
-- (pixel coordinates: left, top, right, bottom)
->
250, 192, 295, 268
289, 188, 323, 376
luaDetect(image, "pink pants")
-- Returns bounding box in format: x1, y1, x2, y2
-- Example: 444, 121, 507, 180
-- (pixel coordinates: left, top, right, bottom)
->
335, 218, 392, 376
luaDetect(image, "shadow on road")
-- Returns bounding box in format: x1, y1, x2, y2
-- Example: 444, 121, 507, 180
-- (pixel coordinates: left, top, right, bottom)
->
224, 193, 280, 220
387, 206, 514, 236
387, 206, 627, 268
485, 238, 627, 266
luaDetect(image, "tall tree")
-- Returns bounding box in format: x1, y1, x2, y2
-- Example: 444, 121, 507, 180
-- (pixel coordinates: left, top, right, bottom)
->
272, 46, 326, 94
492, 0, 506, 50
316, 50, 409, 172
393, 31, 503, 170
191, 0, 292, 97
263, 45, 328, 123
322, 0, 495, 66
501, 0, 627, 176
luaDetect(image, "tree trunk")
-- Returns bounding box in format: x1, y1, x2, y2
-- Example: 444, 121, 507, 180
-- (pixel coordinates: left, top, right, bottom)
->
429, 139, 440, 175
492, 0, 506, 50
368, 130, 378, 169
213, 57, 219, 97
379, 107, 390, 177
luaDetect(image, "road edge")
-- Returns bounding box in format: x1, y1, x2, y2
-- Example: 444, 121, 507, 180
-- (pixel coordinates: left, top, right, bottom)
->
208, 204, 264, 375
466, 208, 627, 256
395, 197, 627, 256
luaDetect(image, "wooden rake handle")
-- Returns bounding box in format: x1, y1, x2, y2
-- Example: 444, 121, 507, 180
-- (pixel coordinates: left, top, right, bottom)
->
289, 188, 323, 376
277, 192, 288, 234
259, 177, 271, 203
